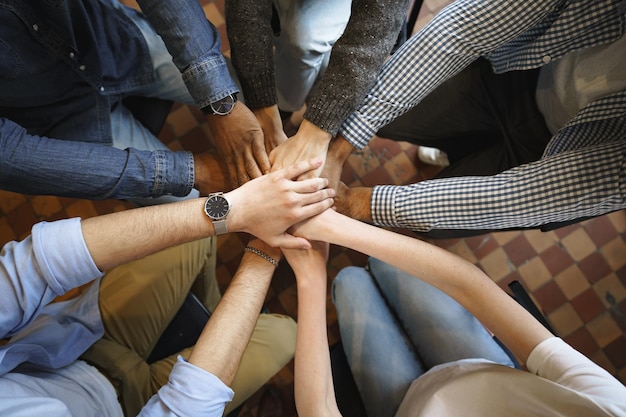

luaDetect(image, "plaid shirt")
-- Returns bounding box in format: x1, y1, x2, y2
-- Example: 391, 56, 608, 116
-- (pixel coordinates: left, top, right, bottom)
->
339, 0, 626, 232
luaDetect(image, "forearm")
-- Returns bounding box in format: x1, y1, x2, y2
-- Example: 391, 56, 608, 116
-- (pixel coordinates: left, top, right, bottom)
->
293, 263, 341, 416
136, 0, 238, 108
304, 0, 411, 135
370, 141, 626, 232
306, 211, 552, 362
225, 0, 277, 109
0, 119, 193, 199
188, 244, 277, 384
81, 198, 212, 271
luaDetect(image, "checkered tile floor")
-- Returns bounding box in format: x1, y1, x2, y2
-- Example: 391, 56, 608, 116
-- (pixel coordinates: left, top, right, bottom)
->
1, 1, 623, 416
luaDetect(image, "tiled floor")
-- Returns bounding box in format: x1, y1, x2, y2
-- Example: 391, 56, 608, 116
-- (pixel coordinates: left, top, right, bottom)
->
1, 1, 624, 416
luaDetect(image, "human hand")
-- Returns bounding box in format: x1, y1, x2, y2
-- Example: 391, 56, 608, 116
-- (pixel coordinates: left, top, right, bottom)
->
333, 184, 373, 222
320, 134, 355, 192
282, 240, 329, 285
193, 150, 233, 195
206, 102, 269, 188
225, 158, 335, 249
253, 105, 289, 154
269, 120, 332, 180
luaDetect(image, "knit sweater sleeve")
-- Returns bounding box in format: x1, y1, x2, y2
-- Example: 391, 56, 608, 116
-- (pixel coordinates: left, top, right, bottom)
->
305, 0, 411, 135
225, 0, 278, 109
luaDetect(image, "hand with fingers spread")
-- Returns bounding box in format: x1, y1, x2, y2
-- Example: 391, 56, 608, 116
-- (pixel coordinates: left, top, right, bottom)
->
224, 158, 335, 249
206, 102, 270, 188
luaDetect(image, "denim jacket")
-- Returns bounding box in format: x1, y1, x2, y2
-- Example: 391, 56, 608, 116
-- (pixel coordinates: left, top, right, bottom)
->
0, 0, 237, 199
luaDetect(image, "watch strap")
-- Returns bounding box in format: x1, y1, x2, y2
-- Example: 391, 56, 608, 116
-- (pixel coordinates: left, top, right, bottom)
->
213, 219, 228, 235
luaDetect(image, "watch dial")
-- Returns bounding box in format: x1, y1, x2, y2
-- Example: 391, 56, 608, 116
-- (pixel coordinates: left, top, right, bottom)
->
205, 196, 229, 219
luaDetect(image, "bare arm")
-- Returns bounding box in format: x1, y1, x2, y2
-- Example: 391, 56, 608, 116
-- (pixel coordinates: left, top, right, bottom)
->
283, 244, 342, 417
291, 209, 553, 363
189, 239, 280, 383
81, 159, 335, 271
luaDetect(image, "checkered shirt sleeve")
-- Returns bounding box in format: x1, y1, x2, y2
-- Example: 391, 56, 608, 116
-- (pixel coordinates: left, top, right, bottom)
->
339, 0, 624, 149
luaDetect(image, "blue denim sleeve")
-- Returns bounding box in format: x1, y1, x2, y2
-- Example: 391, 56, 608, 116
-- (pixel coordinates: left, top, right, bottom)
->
138, 357, 234, 417
0, 118, 193, 199
136, 0, 239, 108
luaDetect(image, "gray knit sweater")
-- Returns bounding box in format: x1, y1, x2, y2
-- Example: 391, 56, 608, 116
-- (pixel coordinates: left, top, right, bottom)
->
226, 0, 410, 136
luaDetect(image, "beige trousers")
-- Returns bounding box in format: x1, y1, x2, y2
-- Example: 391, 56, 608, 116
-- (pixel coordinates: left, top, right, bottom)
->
81, 237, 296, 416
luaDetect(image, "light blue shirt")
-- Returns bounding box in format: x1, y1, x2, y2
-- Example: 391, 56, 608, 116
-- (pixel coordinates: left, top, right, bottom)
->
0, 219, 234, 416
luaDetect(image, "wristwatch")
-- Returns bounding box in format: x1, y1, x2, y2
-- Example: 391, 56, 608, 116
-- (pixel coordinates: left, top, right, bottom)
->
204, 192, 231, 235
202, 93, 238, 115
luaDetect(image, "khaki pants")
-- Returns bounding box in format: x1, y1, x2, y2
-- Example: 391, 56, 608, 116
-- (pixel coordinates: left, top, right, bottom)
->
81, 238, 296, 416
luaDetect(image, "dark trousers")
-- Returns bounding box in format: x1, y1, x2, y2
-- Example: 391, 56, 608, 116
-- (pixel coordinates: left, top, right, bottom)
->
377, 58, 553, 179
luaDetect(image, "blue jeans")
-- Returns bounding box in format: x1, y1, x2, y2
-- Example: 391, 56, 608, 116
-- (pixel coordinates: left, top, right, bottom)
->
272, 0, 352, 112
332, 257, 515, 417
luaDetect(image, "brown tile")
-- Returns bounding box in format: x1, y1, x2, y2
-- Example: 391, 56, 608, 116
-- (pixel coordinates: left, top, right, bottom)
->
578, 252, 613, 284
6, 201, 39, 239
383, 151, 420, 185
361, 163, 394, 187
547, 303, 583, 337
517, 257, 552, 292
586, 313, 622, 348
0, 217, 17, 247
478, 247, 514, 282
593, 273, 626, 314
532, 280, 567, 316
552, 222, 580, 239
604, 335, 626, 369
540, 245, 574, 276
600, 236, 626, 271
471, 234, 499, 260
584, 215, 618, 248
503, 234, 537, 266
564, 326, 599, 358
570, 288, 606, 322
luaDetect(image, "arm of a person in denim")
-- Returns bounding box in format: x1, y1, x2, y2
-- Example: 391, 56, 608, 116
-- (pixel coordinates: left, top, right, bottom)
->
0, 118, 195, 200
135, 0, 269, 187
283, 243, 343, 417
142, 238, 282, 417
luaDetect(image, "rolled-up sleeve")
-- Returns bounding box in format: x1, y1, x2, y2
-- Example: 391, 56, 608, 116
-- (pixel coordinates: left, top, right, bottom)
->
139, 357, 234, 417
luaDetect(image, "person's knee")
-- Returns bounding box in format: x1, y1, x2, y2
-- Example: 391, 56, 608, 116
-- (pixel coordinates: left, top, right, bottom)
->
332, 266, 369, 304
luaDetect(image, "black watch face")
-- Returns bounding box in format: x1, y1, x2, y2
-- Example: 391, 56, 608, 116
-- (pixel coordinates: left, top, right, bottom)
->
205, 195, 229, 219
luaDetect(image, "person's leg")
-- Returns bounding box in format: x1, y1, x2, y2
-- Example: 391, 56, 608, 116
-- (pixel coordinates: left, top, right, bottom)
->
272, 0, 352, 112
150, 314, 297, 414
98, 237, 217, 358
82, 237, 217, 415
367, 257, 515, 368
332, 266, 424, 417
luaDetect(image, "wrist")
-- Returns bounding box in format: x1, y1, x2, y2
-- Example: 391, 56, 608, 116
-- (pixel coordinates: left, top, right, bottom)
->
330, 135, 356, 162
297, 120, 333, 145
348, 187, 373, 222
